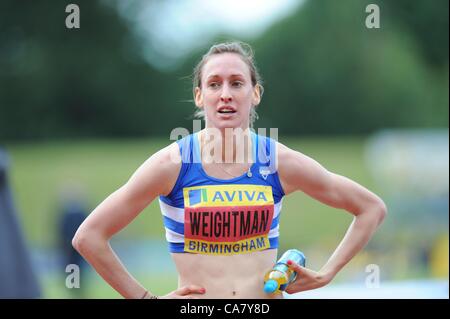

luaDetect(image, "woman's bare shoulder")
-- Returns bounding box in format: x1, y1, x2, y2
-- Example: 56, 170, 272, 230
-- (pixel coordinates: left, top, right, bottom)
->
275, 141, 307, 166
275, 141, 330, 195
125, 141, 182, 198
275, 140, 323, 169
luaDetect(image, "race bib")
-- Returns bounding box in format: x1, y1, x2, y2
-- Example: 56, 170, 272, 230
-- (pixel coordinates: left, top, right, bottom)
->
183, 185, 274, 255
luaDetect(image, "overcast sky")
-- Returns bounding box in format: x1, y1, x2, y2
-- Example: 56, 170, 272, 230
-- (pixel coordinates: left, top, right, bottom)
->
113, 0, 304, 70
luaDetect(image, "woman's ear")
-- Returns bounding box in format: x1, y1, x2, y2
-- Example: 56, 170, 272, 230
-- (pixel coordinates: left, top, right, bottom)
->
252, 84, 261, 106
194, 87, 203, 108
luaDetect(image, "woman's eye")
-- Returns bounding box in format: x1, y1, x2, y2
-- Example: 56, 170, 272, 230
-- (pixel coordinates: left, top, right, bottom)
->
232, 82, 243, 87
209, 82, 220, 88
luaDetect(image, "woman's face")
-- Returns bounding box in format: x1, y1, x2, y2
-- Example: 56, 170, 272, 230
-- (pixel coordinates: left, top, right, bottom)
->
195, 53, 260, 130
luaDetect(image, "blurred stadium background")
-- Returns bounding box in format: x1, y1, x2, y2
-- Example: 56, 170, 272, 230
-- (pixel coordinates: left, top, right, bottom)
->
0, 0, 448, 298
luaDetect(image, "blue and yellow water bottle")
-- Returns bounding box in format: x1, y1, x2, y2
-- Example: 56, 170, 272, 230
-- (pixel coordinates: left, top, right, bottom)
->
263, 249, 306, 294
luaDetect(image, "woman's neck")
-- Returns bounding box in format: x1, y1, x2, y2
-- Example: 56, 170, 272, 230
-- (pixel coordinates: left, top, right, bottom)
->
200, 127, 253, 164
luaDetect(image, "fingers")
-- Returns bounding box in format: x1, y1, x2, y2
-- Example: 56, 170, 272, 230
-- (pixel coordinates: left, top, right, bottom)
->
176, 285, 206, 296
287, 260, 306, 274
284, 263, 330, 295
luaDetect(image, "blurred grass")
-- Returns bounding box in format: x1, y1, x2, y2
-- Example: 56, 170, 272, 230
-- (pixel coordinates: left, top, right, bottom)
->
5, 136, 375, 252
42, 271, 178, 298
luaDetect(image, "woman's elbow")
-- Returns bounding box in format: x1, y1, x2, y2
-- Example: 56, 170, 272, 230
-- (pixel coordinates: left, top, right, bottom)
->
72, 228, 87, 253
72, 227, 100, 254
374, 200, 387, 225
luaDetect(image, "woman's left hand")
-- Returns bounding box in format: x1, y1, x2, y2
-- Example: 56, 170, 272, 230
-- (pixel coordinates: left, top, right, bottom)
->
284, 260, 334, 294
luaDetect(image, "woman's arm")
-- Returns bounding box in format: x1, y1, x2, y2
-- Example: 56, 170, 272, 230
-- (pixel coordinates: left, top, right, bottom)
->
72, 142, 204, 299
276, 142, 387, 293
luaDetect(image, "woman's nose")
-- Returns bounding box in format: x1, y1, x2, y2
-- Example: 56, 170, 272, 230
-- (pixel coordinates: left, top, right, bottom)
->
220, 86, 232, 103
220, 95, 232, 103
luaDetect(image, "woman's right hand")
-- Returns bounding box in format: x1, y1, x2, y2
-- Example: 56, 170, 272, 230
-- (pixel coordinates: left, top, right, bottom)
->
159, 285, 206, 299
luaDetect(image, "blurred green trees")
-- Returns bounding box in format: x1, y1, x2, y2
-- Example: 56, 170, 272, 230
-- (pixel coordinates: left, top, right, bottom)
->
250, 0, 448, 134
0, 0, 177, 140
0, 0, 448, 140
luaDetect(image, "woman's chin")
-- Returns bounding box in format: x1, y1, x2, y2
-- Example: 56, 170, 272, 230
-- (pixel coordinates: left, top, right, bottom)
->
210, 118, 248, 130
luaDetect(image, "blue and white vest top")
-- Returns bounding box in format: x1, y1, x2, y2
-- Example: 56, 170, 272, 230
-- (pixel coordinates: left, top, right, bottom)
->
158, 131, 285, 255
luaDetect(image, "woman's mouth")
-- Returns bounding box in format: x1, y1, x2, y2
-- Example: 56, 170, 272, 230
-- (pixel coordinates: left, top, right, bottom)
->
217, 106, 237, 114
